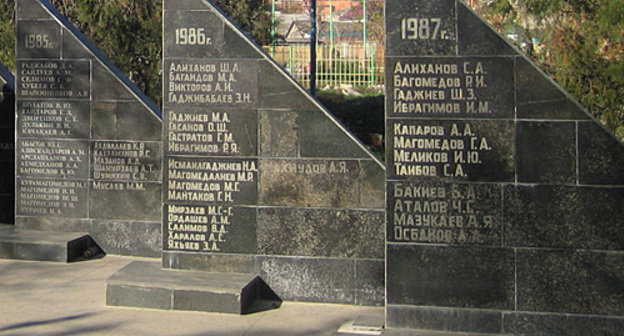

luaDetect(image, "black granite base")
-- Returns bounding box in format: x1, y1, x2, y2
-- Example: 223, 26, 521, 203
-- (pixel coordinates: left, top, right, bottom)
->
0, 224, 100, 262
162, 252, 384, 306
106, 261, 281, 314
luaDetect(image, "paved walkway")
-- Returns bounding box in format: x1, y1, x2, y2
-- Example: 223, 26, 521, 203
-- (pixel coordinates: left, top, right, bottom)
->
0, 256, 383, 336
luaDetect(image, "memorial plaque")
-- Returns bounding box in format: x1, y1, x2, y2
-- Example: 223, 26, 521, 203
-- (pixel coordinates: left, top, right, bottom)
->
16, 0, 162, 257
163, 0, 385, 305
386, 1, 624, 334
0, 63, 15, 224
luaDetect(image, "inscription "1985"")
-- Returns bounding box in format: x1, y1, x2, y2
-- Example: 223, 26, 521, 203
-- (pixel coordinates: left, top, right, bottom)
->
25, 34, 54, 49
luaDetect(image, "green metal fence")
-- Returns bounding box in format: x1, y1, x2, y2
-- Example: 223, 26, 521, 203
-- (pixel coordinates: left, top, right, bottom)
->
265, 43, 385, 89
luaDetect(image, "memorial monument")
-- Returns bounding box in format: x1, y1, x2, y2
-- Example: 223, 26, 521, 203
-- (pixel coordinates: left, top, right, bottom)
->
0, 62, 14, 224
107, 0, 385, 312
385, 1, 624, 334
15, 0, 162, 257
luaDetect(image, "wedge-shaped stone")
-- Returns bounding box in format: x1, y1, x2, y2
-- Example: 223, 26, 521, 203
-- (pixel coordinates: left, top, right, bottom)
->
386, 0, 624, 335
15, 0, 162, 257
162, 0, 385, 306
107, 261, 281, 314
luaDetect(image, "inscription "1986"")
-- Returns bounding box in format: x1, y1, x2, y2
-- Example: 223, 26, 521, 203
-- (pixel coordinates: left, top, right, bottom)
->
175, 28, 212, 45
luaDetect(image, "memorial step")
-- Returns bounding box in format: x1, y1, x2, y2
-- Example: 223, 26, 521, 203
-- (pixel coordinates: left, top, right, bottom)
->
0, 224, 101, 262
336, 314, 385, 335
384, 329, 512, 336
106, 261, 282, 314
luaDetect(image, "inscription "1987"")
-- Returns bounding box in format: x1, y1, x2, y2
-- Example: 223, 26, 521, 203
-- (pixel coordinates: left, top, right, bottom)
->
401, 18, 450, 40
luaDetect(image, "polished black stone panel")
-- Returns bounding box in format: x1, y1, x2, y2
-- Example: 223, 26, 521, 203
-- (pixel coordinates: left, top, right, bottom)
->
517, 98, 591, 120
457, 2, 516, 56
163, 204, 257, 254
504, 185, 624, 250
163, 10, 225, 59
354, 259, 385, 306
578, 121, 624, 185
16, 178, 89, 218
257, 208, 384, 259
163, 59, 259, 108
517, 249, 624, 315
387, 244, 514, 309
257, 61, 318, 111
18, 0, 50, 19
258, 109, 299, 157
258, 159, 362, 208
17, 139, 89, 179
516, 121, 576, 184
89, 220, 160, 257
165, 107, 257, 157
92, 102, 161, 141
387, 57, 515, 119
162, 252, 257, 274
17, 20, 61, 59
15, 216, 89, 232
257, 256, 356, 304
62, 28, 95, 60
164, 157, 258, 205
17, 60, 91, 99
90, 181, 161, 221
386, 305, 503, 334
504, 312, 624, 336
516, 56, 566, 102
299, 109, 374, 158
386, 0, 457, 56
18, 100, 90, 139
16, 0, 162, 258
387, 119, 515, 182
388, 181, 502, 246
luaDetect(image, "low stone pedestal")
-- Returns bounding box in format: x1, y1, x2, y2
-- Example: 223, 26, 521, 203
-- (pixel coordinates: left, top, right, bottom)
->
0, 224, 99, 262
106, 261, 281, 314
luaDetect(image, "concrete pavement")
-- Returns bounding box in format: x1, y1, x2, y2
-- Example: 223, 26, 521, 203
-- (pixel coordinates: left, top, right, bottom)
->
0, 256, 384, 336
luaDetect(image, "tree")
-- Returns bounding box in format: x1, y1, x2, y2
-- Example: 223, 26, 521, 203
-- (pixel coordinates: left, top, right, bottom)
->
0, 1, 14, 70
473, 0, 624, 139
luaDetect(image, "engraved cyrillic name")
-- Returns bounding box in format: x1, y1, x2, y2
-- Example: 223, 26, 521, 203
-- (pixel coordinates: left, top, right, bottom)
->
389, 182, 500, 245
167, 110, 240, 155
17, 60, 89, 98
92, 141, 159, 181
165, 204, 233, 252
166, 158, 258, 204
18, 100, 89, 138
391, 121, 492, 178
17, 178, 88, 217
18, 139, 88, 178
165, 60, 256, 106
389, 58, 513, 118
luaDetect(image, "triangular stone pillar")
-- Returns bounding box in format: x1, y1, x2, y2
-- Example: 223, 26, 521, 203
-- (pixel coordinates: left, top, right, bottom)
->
161, 0, 385, 305
385, 1, 624, 335
15, 0, 162, 257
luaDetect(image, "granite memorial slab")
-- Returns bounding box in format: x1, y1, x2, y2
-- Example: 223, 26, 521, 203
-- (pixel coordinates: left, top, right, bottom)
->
0, 63, 15, 224
160, 0, 385, 305
385, 1, 624, 335
15, 0, 162, 257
